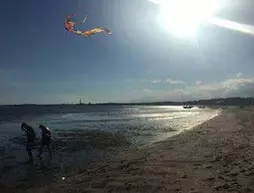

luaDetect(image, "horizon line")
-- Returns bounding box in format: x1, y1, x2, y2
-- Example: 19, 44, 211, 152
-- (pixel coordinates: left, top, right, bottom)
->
0, 96, 253, 106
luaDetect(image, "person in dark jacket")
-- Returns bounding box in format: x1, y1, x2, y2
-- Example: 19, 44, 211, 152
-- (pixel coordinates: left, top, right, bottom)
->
37, 125, 52, 160
21, 122, 36, 163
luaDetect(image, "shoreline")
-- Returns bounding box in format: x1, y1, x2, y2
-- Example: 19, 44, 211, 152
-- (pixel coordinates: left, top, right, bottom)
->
138, 109, 222, 150
36, 108, 254, 192
3, 107, 254, 192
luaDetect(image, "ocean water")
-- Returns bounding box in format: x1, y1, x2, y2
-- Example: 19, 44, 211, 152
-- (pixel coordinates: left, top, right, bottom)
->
0, 105, 220, 174
0, 105, 220, 146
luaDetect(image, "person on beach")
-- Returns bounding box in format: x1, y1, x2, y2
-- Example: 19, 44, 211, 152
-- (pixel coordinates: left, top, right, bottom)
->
37, 125, 52, 160
21, 122, 36, 163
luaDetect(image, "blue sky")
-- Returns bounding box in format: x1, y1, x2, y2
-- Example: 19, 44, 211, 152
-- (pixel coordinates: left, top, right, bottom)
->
1, 0, 254, 104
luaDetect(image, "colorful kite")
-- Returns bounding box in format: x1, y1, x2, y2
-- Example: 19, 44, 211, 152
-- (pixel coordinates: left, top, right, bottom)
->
64, 12, 112, 38
74, 28, 112, 38
64, 13, 87, 32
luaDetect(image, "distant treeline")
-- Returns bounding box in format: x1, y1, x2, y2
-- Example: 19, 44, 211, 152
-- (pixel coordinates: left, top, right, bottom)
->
3, 97, 254, 107
182, 97, 253, 106
97, 97, 253, 106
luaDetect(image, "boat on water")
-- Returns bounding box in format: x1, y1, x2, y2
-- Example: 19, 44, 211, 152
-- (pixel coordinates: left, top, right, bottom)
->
183, 105, 193, 109
180, 92, 194, 109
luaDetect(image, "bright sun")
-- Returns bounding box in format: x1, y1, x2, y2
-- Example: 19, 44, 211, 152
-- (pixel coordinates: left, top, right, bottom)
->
158, 0, 221, 38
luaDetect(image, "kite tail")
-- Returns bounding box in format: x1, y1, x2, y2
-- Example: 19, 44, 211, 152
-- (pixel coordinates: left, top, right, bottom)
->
104, 28, 112, 35
67, 13, 76, 18
82, 15, 88, 23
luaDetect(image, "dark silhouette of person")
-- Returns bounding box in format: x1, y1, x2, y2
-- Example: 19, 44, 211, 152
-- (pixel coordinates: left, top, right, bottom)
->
37, 125, 52, 160
21, 122, 36, 163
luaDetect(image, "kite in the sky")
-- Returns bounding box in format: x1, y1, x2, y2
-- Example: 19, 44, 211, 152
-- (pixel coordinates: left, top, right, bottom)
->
64, 12, 112, 38
64, 13, 87, 32
74, 27, 112, 38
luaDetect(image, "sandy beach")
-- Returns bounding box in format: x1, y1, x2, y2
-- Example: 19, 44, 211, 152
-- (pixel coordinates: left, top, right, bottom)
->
2, 107, 254, 192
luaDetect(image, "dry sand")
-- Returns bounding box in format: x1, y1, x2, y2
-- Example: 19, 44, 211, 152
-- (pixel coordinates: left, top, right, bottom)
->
2, 107, 254, 193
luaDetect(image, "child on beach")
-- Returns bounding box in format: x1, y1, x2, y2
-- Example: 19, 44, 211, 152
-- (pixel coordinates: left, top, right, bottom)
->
37, 125, 52, 160
21, 122, 36, 163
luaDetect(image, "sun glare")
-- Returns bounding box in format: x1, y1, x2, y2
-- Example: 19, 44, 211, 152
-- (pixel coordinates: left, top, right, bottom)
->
158, 0, 221, 38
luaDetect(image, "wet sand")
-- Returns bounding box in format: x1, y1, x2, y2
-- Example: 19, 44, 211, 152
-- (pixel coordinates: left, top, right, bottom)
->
2, 107, 254, 192
0, 130, 131, 192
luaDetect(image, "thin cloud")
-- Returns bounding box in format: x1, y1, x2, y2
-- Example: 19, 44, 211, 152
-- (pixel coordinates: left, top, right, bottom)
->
142, 88, 153, 93
148, 0, 162, 4
164, 78, 184, 84
236, 72, 242, 78
177, 76, 254, 100
150, 79, 162, 84
196, 81, 202, 85
144, 78, 185, 85
134, 75, 254, 102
